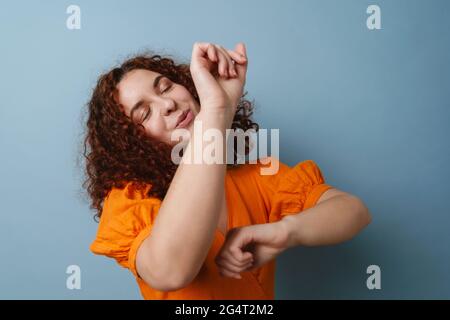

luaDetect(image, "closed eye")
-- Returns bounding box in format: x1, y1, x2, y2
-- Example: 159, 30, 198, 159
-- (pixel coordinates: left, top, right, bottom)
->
141, 105, 151, 122
162, 84, 172, 94
137, 83, 173, 123
143, 85, 171, 120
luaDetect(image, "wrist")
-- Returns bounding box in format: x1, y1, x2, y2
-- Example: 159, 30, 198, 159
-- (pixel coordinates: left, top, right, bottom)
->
278, 215, 302, 249
198, 108, 234, 126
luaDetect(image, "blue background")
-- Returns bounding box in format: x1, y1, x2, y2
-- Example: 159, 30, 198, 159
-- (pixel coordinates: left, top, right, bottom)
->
1, 0, 449, 299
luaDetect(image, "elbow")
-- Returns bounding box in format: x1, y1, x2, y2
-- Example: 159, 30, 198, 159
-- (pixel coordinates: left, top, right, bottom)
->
351, 196, 372, 228
138, 262, 191, 292
136, 248, 193, 292
361, 201, 372, 227
136, 249, 190, 292
154, 276, 189, 293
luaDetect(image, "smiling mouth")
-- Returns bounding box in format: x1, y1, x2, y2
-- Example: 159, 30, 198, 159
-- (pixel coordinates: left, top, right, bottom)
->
176, 110, 194, 129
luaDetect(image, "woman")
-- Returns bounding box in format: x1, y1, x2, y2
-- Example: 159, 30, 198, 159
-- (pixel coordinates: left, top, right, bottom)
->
84, 42, 372, 299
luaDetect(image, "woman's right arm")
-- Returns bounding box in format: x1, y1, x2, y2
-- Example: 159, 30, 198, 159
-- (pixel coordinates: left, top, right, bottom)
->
136, 42, 248, 291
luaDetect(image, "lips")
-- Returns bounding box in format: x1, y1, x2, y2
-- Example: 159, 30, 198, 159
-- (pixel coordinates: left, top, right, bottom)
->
176, 110, 194, 129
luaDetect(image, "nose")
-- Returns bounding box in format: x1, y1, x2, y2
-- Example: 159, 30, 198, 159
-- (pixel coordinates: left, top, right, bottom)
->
157, 97, 176, 116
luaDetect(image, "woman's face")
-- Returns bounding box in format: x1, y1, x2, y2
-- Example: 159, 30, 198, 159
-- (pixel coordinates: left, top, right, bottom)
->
115, 69, 200, 146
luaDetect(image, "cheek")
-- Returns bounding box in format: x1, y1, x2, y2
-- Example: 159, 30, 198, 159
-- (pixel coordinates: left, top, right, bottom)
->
178, 87, 195, 101
143, 118, 168, 140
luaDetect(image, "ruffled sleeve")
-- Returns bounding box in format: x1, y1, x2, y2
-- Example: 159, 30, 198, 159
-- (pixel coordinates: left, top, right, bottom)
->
90, 182, 162, 278
251, 156, 333, 223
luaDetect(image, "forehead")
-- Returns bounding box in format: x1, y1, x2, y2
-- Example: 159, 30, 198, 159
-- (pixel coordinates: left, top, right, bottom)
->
116, 69, 161, 111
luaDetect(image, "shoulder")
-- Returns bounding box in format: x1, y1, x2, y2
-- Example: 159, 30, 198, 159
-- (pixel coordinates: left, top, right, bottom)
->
101, 182, 157, 216
90, 181, 161, 268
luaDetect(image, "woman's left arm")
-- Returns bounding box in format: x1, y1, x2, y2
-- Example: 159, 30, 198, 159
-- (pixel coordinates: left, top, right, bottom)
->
279, 188, 372, 248
215, 188, 372, 278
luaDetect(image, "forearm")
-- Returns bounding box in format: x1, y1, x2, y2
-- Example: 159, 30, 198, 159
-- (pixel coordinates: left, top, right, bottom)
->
279, 195, 372, 249
141, 110, 230, 286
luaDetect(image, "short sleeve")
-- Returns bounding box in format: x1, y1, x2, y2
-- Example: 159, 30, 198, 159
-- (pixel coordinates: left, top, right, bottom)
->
251, 156, 333, 223
90, 182, 161, 278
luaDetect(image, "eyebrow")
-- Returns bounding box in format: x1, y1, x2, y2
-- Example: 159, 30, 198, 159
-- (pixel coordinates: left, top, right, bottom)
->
129, 75, 165, 119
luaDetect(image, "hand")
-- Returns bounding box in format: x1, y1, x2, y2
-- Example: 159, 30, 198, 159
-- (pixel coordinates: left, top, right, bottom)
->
214, 221, 289, 279
190, 42, 248, 121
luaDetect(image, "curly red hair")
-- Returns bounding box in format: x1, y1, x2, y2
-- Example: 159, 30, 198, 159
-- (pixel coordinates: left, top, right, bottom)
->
82, 52, 259, 220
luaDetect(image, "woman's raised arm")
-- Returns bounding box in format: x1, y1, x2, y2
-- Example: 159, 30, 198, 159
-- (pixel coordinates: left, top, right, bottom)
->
135, 42, 248, 291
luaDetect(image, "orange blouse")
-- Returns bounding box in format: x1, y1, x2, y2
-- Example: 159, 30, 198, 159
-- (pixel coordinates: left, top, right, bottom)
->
90, 156, 333, 299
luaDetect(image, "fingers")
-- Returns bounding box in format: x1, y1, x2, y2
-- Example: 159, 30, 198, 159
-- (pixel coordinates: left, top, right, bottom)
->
217, 257, 253, 273
192, 42, 247, 80
234, 42, 247, 59
230, 245, 253, 262
207, 43, 218, 62
215, 247, 254, 279
217, 259, 254, 279
213, 45, 234, 78
218, 250, 253, 268
212, 44, 247, 79
215, 246, 254, 279
216, 49, 229, 78
216, 253, 254, 279
191, 42, 212, 64
229, 43, 247, 85
226, 49, 247, 65
216, 45, 238, 78
219, 268, 242, 279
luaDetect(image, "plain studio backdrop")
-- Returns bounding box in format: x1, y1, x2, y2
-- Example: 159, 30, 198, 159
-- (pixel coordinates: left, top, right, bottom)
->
0, 0, 449, 299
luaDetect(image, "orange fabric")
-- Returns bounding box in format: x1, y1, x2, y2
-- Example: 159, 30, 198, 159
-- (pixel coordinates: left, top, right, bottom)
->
90, 156, 333, 299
